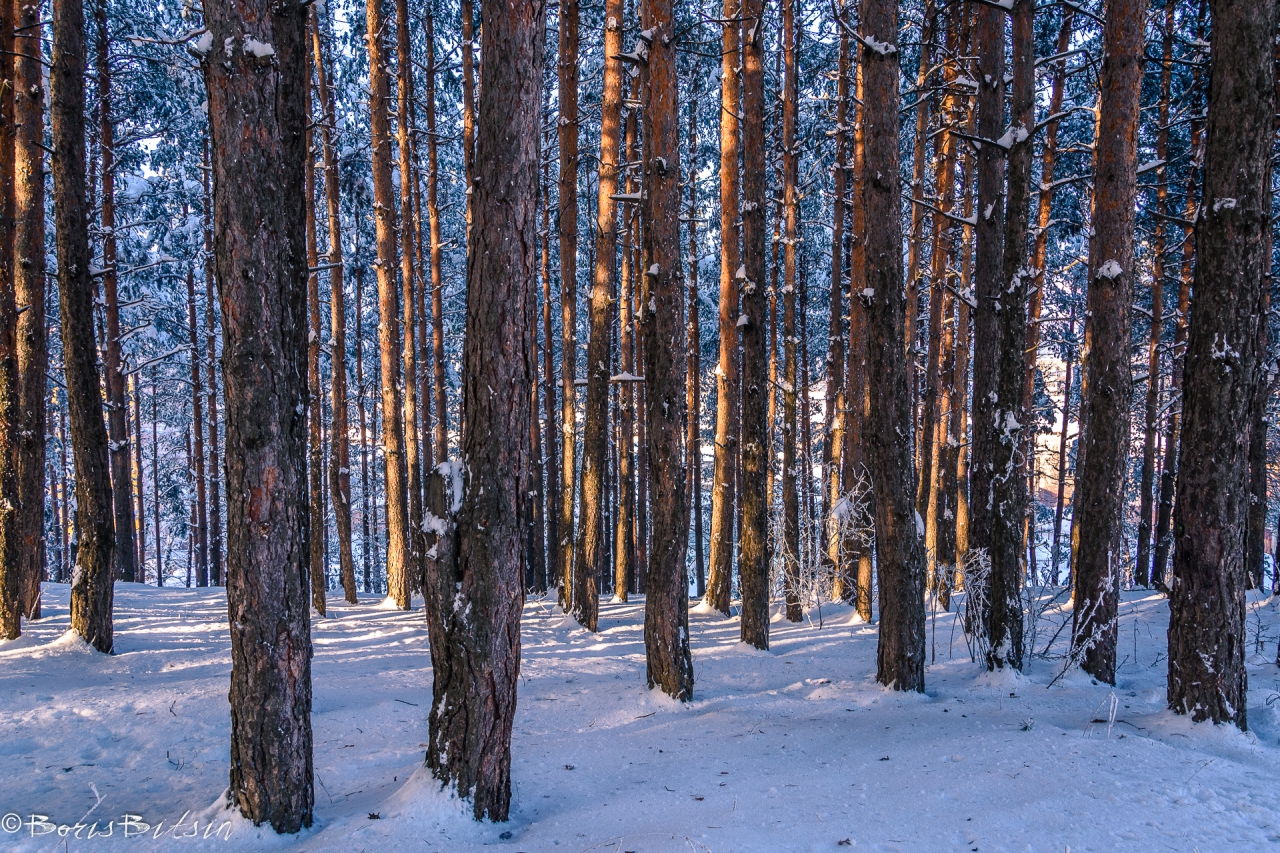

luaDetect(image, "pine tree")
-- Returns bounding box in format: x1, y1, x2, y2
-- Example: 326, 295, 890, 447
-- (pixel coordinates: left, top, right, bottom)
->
1070, 0, 1147, 685
201, 0, 314, 829
52, 0, 115, 652
366, 0, 412, 609
1167, 0, 1275, 730
13, 0, 47, 621
420, 0, 544, 818
857, 0, 926, 692
704, 0, 741, 616
640, 0, 694, 700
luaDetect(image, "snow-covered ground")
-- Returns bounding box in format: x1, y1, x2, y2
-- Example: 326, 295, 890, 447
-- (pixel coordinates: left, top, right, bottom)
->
2, 583, 1279, 852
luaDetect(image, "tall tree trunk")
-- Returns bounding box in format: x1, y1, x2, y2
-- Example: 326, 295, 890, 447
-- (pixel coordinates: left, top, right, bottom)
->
14, 0, 47, 619
844, 57, 874, 623
1070, 0, 1146, 685
573, 0, 624, 631
201, 0, 315, 829
738, 0, 770, 649
824, 12, 850, 600
356, 266, 374, 592
426, 2, 449, 466
1153, 5, 1206, 589
151, 372, 161, 585
1051, 311, 1075, 584
366, 0, 412, 609
305, 102, 326, 615
992, 0, 1033, 668
311, 10, 355, 604
52, 0, 114, 651
905, 0, 934, 450
186, 266, 210, 594
541, 156, 560, 594
779, 0, 802, 624
1134, 1, 1174, 588
460, 0, 476, 241
948, 85, 975, 602
640, 0, 694, 700
0, 0, 20, 637
704, 0, 741, 615
1168, 0, 1275, 729
1022, 6, 1074, 585
967, 0, 1021, 671
395, 0, 423, 578
856, 0, 926, 692
557, 0, 581, 613
203, 140, 224, 586
96, 5, 139, 584
923, 2, 960, 602
614, 147, 635, 600
687, 96, 705, 599
420, 0, 544, 817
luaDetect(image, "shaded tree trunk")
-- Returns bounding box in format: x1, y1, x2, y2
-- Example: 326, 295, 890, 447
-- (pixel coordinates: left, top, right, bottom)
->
53, 0, 115, 651
640, 0, 694, 700
95, 6, 139, 584
738, 0, 770, 649
202, 140, 224, 586
687, 96, 705, 599
541, 155, 560, 594
1023, 6, 1074, 585
426, 2, 449, 467
1070, 0, 1146, 685
0, 0, 20, 637
420, 0, 544, 817
186, 266, 211, 594
311, 10, 355, 603
1168, 0, 1275, 728
305, 103, 325, 615
201, 0, 314, 829
824, 15, 850, 601
856, 0, 926, 692
1134, 1, 1174, 588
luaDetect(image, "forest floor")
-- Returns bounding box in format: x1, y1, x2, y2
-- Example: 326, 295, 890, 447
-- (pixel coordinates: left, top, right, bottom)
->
2, 583, 1279, 852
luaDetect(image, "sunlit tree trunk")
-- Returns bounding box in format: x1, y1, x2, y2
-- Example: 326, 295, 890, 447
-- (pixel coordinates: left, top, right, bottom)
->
366, 0, 411, 609
14, 0, 47, 619
704, 0, 741, 615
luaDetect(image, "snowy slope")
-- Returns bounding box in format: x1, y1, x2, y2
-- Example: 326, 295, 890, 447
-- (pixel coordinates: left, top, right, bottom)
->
2, 584, 1278, 852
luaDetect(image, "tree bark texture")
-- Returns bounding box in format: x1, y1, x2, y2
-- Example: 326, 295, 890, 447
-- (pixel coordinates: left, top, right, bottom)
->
201, 0, 315, 829
1167, 0, 1275, 730
1070, 0, 1146, 685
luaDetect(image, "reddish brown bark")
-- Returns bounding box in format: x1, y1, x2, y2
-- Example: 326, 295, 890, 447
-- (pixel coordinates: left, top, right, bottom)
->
201, 0, 314, 827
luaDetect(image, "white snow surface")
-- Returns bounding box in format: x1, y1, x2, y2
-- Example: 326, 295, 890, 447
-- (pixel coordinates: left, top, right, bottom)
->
2, 584, 1280, 851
